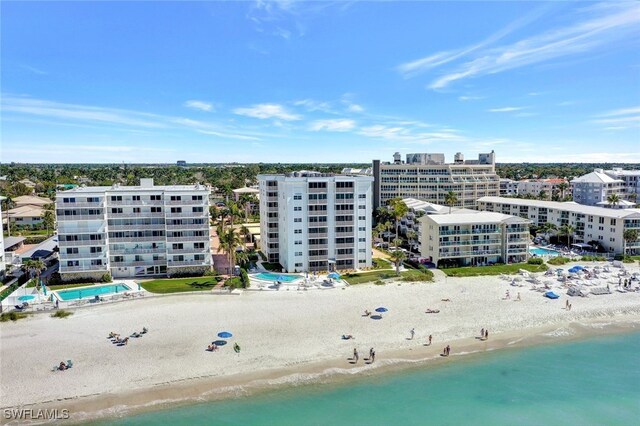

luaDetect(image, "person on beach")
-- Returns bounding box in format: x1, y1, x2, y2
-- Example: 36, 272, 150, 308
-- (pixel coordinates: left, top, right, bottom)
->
353, 348, 359, 363
516, 292, 521, 301
369, 347, 374, 359
428, 335, 432, 346
565, 300, 569, 309
568, 303, 572, 311
447, 345, 451, 356
410, 328, 415, 340
505, 290, 510, 300
485, 330, 489, 340
58, 361, 67, 371
480, 328, 484, 338
371, 350, 375, 363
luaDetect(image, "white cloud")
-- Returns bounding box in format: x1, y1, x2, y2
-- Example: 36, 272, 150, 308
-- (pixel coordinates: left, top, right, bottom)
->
347, 103, 364, 113
488, 106, 526, 113
399, 2, 640, 89
233, 103, 302, 121
184, 100, 214, 112
310, 119, 356, 132
592, 106, 640, 127
598, 106, 640, 117
458, 95, 483, 101
293, 99, 334, 113
359, 124, 466, 144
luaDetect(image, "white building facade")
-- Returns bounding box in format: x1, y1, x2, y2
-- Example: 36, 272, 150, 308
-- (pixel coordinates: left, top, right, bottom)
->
477, 196, 640, 255
419, 211, 530, 267
258, 172, 374, 273
372, 151, 500, 209
571, 169, 625, 206
56, 179, 212, 281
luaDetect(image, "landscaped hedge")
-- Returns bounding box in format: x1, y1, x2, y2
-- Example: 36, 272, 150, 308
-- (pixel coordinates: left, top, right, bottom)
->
547, 256, 571, 265
527, 257, 544, 265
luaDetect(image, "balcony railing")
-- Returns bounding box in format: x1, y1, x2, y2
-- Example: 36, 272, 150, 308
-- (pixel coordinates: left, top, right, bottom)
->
308, 232, 328, 238
108, 223, 166, 230
108, 200, 164, 206
165, 211, 207, 217
439, 249, 501, 256
167, 247, 208, 254
166, 235, 208, 242
335, 220, 354, 226
60, 253, 107, 261
57, 201, 104, 208
111, 259, 167, 267
167, 260, 210, 267
58, 239, 106, 247
110, 247, 166, 255
308, 255, 327, 261
109, 212, 165, 218
335, 243, 354, 249
335, 232, 354, 238
57, 214, 105, 221
439, 239, 502, 246
165, 199, 206, 205
109, 236, 162, 243
61, 265, 108, 273
167, 223, 209, 230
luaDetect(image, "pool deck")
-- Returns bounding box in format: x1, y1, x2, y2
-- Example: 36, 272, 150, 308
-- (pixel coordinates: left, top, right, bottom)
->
249, 273, 347, 291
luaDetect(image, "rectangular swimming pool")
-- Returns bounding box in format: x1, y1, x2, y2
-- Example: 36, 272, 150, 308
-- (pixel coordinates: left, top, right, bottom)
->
530, 247, 560, 257
55, 284, 131, 301
253, 272, 302, 283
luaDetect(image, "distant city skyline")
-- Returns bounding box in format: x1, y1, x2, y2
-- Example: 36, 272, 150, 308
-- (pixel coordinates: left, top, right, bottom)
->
1, 1, 639, 164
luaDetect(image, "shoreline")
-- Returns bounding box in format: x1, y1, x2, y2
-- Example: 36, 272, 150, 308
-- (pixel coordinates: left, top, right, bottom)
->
13, 316, 640, 425
2, 263, 640, 424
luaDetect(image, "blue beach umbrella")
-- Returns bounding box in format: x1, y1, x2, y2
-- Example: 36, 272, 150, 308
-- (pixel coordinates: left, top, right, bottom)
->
218, 331, 233, 338
328, 272, 341, 279
375, 307, 388, 313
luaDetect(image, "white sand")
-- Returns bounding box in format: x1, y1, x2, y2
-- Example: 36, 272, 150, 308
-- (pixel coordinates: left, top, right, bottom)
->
2, 262, 640, 414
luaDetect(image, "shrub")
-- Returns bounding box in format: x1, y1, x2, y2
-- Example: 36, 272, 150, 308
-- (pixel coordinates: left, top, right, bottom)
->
258, 251, 267, 261
0, 312, 29, 322
547, 256, 571, 266
101, 273, 112, 283
23, 235, 50, 245
374, 280, 385, 285
225, 277, 243, 288
240, 268, 250, 288
527, 257, 544, 265
51, 310, 73, 319
580, 255, 608, 262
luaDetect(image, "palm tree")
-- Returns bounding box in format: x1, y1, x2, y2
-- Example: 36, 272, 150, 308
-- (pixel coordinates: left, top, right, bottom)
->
623, 229, 639, 256
374, 223, 387, 244
444, 191, 458, 214
389, 199, 408, 244
607, 193, 621, 209
22, 259, 46, 280
559, 224, 575, 249
43, 209, 55, 237
384, 221, 393, 243
389, 250, 406, 276
240, 225, 252, 245
2, 195, 15, 236
392, 237, 403, 251
218, 227, 242, 272
406, 230, 417, 251
557, 181, 569, 199
538, 190, 547, 200
541, 222, 557, 241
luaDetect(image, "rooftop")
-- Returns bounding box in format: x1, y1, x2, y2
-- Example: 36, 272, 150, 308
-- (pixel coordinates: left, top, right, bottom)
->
58, 179, 208, 194
6, 205, 45, 217
232, 187, 260, 194
571, 170, 623, 184
4, 236, 26, 249
13, 195, 53, 206
423, 211, 527, 225
478, 196, 640, 219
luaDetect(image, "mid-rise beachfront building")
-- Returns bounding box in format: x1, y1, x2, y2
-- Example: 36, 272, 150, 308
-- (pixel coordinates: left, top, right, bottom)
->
419, 210, 530, 267
571, 169, 625, 206
56, 179, 212, 281
477, 196, 640, 255
371, 151, 500, 209
603, 168, 640, 202
499, 179, 519, 196
258, 171, 374, 273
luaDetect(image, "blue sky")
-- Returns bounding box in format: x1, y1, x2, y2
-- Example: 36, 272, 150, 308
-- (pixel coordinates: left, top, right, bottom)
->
1, 1, 639, 163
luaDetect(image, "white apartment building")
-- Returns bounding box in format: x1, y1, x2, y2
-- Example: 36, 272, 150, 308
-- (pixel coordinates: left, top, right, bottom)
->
499, 179, 519, 196
372, 151, 499, 209
419, 211, 530, 267
603, 168, 640, 202
571, 169, 625, 206
56, 179, 212, 281
258, 171, 373, 273
477, 196, 640, 255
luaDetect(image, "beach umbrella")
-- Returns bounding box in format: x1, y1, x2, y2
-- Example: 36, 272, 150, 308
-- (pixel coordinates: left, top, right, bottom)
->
212, 340, 227, 346
328, 272, 341, 279
217, 331, 233, 338
375, 307, 388, 313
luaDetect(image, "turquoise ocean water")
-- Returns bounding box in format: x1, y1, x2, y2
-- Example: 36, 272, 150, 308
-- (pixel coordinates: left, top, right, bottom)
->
98, 332, 640, 426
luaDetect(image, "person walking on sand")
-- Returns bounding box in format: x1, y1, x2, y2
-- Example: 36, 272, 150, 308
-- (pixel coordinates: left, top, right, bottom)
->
446, 345, 451, 356
428, 334, 432, 346
369, 347, 374, 359
485, 330, 489, 340
353, 348, 359, 363
516, 292, 521, 301
480, 328, 484, 339
371, 349, 376, 363
565, 299, 569, 309
505, 290, 510, 300
410, 328, 415, 340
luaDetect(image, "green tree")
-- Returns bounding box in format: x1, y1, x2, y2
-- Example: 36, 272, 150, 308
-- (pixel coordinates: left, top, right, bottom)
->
2, 195, 15, 236
623, 229, 639, 256
541, 222, 557, 240
389, 250, 407, 275
388, 198, 408, 244
218, 227, 242, 272
557, 181, 569, 199
444, 191, 458, 214
22, 259, 46, 280
559, 224, 575, 248
607, 193, 621, 209
406, 230, 417, 251
43, 210, 55, 237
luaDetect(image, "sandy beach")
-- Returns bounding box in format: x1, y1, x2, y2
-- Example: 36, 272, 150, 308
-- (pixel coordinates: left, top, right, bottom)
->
2, 262, 640, 423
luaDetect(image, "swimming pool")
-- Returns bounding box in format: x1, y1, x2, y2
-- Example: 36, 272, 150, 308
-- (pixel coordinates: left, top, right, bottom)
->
253, 272, 302, 283
17, 295, 36, 301
55, 284, 131, 301
530, 247, 560, 257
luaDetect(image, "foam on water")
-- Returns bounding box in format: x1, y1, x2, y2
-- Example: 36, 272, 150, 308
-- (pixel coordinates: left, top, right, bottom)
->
96, 332, 640, 426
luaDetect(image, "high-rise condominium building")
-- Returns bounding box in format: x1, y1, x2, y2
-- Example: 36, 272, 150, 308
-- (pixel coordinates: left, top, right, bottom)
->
258, 171, 374, 273
372, 151, 499, 209
56, 179, 212, 281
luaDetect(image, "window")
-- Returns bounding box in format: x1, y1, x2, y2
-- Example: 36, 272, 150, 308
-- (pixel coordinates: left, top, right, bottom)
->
192, 195, 203, 201
336, 181, 354, 188
294, 206, 302, 211
151, 207, 162, 213
359, 248, 366, 253
359, 227, 366, 231
294, 240, 303, 245
358, 194, 366, 199
171, 196, 182, 201
295, 252, 303, 256
67, 261, 79, 267
294, 229, 302, 234
90, 247, 102, 253
295, 263, 303, 267
194, 242, 205, 249
359, 238, 366, 242
192, 206, 204, 213
308, 182, 327, 189
110, 196, 122, 202
87, 197, 99, 203
358, 216, 366, 220
294, 218, 302, 223
151, 195, 161, 201
173, 243, 184, 249
133, 207, 141, 213
358, 205, 366, 209
294, 194, 302, 200
171, 207, 182, 213
132, 195, 141, 201
111, 208, 123, 214
66, 248, 79, 254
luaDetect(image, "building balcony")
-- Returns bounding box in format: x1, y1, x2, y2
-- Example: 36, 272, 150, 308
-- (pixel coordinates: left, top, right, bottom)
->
439, 239, 502, 246
335, 232, 354, 238
308, 232, 328, 238
335, 243, 354, 249
61, 253, 107, 261
57, 201, 104, 208
166, 235, 208, 242
335, 220, 354, 226
108, 200, 164, 206
336, 187, 355, 193
57, 214, 106, 221
58, 239, 106, 247
307, 198, 327, 205
167, 223, 209, 230
308, 187, 327, 193
439, 249, 501, 257
167, 247, 208, 254
309, 210, 328, 216
165, 211, 207, 218
110, 247, 166, 255
108, 224, 166, 231
61, 265, 109, 273
110, 212, 165, 218
308, 244, 328, 250
109, 236, 162, 243
167, 260, 210, 267
165, 199, 206, 205
336, 253, 353, 259
111, 259, 167, 267
308, 255, 327, 261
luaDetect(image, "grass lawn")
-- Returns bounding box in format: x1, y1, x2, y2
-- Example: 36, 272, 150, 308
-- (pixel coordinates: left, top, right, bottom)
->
343, 270, 398, 285
139, 276, 223, 294
441, 263, 548, 277
372, 258, 392, 270
400, 269, 434, 282
4, 229, 50, 237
